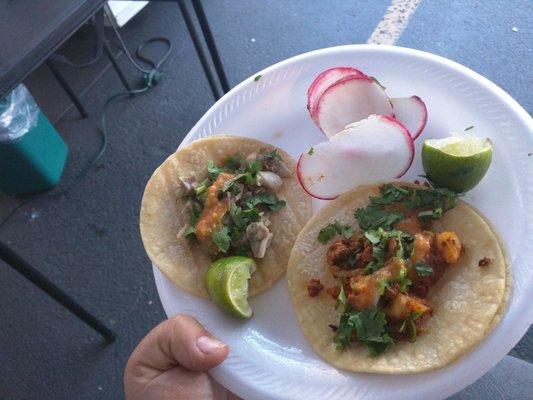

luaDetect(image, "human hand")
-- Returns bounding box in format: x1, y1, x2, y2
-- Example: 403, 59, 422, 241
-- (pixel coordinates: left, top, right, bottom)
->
124, 314, 240, 400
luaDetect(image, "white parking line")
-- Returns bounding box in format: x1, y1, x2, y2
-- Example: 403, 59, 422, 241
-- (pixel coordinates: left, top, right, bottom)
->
367, 0, 422, 45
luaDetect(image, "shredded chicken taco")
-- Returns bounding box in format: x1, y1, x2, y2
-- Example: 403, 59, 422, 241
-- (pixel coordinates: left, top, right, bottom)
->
140, 135, 312, 298
287, 183, 509, 373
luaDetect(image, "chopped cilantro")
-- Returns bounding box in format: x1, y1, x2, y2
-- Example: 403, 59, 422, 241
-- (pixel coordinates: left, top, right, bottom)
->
354, 206, 404, 231
264, 150, 281, 160
223, 155, 241, 171
413, 261, 434, 276
254, 74, 262, 81
377, 278, 389, 296
184, 226, 196, 240
189, 202, 201, 221
341, 225, 354, 238
244, 192, 286, 211
335, 278, 346, 311
206, 160, 225, 179
396, 268, 412, 292
194, 179, 210, 196
212, 225, 231, 253
229, 203, 261, 229
408, 311, 423, 342
334, 308, 394, 355
364, 230, 381, 244
307, 147, 315, 156
317, 220, 354, 243
246, 159, 263, 174
362, 228, 412, 274
364, 261, 382, 274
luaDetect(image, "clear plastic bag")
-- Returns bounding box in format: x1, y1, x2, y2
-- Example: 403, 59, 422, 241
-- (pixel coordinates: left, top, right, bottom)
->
0, 84, 39, 142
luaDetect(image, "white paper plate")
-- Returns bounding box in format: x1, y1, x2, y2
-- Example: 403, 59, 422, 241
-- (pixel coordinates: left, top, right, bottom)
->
152, 45, 533, 400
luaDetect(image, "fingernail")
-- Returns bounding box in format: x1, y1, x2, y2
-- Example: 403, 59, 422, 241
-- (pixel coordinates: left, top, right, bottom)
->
197, 336, 227, 354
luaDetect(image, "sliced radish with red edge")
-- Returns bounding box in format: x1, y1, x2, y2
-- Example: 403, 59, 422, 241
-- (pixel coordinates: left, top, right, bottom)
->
307, 67, 367, 123
316, 75, 394, 138
391, 96, 427, 140
297, 115, 414, 200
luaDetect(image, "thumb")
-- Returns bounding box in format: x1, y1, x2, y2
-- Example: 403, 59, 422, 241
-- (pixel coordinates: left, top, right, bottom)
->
127, 314, 229, 374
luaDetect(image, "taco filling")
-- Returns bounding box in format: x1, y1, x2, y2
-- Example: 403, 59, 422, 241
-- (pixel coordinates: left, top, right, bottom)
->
179, 149, 290, 259
308, 183, 463, 356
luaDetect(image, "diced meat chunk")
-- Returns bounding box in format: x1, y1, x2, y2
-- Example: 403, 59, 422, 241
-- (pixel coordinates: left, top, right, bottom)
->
246, 221, 273, 259
256, 171, 283, 192
395, 216, 422, 235
307, 278, 324, 297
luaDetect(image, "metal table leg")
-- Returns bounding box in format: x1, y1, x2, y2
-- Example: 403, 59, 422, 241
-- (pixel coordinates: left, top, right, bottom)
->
46, 60, 88, 118
191, 0, 230, 94
177, 0, 221, 100
102, 40, 133, 92
0, 242, 116, 342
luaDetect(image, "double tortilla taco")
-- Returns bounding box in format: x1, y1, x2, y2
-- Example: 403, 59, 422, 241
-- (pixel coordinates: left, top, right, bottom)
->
287, 182, 509, 373
140, 135, 312, 298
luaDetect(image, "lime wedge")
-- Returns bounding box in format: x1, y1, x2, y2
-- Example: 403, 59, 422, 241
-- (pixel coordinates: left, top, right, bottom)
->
205, 256, 257, 318
422, 135, 493, 193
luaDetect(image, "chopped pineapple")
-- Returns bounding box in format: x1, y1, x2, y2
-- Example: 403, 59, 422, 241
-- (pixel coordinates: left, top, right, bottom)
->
435, 231, 462, 264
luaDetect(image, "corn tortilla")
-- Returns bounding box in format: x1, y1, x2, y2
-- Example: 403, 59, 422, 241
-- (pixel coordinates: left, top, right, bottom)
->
140, 135, 312, 298
287, 183, 509, 373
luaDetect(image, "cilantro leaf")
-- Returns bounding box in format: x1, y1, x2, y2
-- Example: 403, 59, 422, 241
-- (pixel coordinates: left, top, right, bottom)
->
190, 203, 202, 226
335, 279, 346, 311
212, 225, 231, 253
230, 203, 261, 229
354, 206, 404, 231
223, 155, 241, 172
396, 268, 412, 292
318, 222, 340, 243
378, 278, 389, 296
244, 192, 285, 211
364, 230, 381, 244
418, 208, 443, 220
317, 221, 354, 243
341, 225, 354, 238
206, 160, 226, 179
246, 159, 263, 174
184, 226, 196, 240
364, 261, 382, 274
334, 308, 394, 355
361, 229, 412, 274
413, 261, 434, 276
307, 147, 315, 156
264, 150, 281, 160
194, 179, 210, 197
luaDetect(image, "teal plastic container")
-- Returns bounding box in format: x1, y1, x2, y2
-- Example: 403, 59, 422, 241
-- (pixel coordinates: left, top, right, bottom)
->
0, 85, 68, 196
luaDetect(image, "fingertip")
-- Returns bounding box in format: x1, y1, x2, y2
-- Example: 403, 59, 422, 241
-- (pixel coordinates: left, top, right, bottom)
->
197, 336, 228, 355
167, 314, 229, 372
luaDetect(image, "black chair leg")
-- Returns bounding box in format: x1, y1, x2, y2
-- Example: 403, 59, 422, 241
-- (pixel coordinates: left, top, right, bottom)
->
191, 0, 230, 93
46, 60, 88, 118
0, 242, 116, 342
102, 40, 133, 92
177, 0, 221, 100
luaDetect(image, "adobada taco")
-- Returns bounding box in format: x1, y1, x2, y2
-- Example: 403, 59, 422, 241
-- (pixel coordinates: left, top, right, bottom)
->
140, 135, 312, 298
287, 182, 509, 374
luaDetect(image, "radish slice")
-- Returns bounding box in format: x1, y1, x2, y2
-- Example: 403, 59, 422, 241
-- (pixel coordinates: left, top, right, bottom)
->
391, 96, 427, 140
297, 115, 414, 200
307, 67, 367, 123
316, 75, 394, 137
